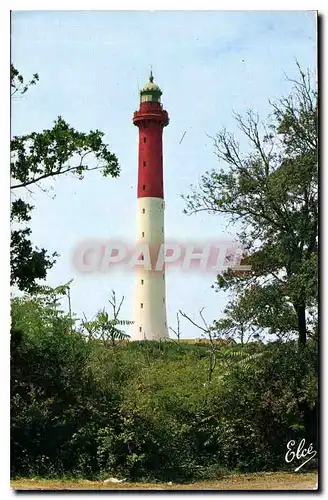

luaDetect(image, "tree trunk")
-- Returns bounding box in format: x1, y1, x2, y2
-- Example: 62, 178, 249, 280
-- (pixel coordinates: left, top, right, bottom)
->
295, 302, 307, 346
298, 400, 318, 459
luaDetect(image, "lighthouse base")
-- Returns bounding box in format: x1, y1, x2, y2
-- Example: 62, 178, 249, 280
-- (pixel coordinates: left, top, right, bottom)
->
132, 268, 169, 341
132, 196, 168, 341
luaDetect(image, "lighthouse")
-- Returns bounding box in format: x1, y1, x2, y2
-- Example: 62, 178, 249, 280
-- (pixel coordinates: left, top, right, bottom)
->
132, 72, 169, 340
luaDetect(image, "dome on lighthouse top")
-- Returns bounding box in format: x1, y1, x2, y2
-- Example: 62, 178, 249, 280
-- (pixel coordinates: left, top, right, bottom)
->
140, 71, 162, 102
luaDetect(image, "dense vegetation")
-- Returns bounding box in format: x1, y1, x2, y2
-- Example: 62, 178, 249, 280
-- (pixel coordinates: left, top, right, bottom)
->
11, 293, 318, 482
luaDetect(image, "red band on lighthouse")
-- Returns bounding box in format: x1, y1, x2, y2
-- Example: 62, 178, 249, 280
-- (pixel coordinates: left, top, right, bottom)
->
133, 82, 169, 199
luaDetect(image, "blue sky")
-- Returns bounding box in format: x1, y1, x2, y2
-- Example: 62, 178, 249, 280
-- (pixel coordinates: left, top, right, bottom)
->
11, 10, 317, 338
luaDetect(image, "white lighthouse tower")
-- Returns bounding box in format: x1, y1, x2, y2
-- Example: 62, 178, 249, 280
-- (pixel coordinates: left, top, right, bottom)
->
132, 72, 169, 341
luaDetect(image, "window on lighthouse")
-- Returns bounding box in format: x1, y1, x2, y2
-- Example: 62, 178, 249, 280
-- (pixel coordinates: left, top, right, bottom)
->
141, 279, 144, 285
141, 303, 144, 309
139, 327, 142, 332
142, 208, 145, 214
142, 185, 146, 191
143, 161, 147, 166
141, 231, 145, 238
143, 137, 146, 143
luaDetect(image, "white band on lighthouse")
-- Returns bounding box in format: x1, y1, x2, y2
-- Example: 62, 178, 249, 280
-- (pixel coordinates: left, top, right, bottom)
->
133, 197, 168, 340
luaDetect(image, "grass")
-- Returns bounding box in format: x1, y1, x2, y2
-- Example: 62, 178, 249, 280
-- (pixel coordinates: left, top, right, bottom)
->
11, 471, 318, 491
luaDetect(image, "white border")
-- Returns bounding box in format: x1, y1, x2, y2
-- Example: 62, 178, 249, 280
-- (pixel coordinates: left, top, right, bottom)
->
0, 5, 11, 500
3, 1, 323, 11
1, 3, 323, 498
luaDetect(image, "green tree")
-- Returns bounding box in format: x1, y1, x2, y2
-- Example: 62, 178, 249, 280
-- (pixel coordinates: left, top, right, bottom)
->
11, 65, 120, 292
211, 293, 264, 345
184, 65, 318, 345
11, 283, 74, 339
10, 289, 124, 478
82, 290, 132, 346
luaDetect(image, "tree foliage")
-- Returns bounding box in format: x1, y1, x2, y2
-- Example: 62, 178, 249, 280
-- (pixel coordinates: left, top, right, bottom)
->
211, 293, 264, 344
11, 280, 74, 339
11, 64, 39, 97
82, 291, 132, 346
11, 65, 120, 292
183, 64, 318, 345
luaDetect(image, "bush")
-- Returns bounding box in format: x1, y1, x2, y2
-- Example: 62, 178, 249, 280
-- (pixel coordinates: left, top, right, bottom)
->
11, 315, 318, 481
